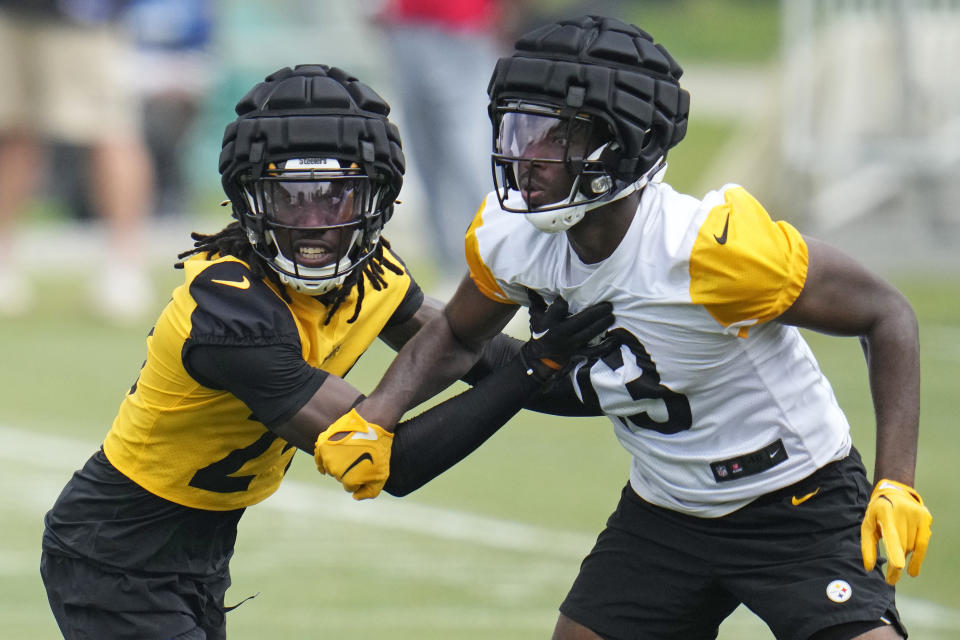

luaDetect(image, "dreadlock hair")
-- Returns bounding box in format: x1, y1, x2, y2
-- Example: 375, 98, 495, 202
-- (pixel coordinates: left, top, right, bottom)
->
176, 221, 404, 325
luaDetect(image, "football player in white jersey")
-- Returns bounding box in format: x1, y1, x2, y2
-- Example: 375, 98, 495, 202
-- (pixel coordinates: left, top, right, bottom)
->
346, 14, 933, 640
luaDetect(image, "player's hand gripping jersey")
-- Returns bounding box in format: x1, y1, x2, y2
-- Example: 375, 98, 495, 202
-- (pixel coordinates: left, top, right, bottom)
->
467, 182, 852, 516
102, 248, 417, 511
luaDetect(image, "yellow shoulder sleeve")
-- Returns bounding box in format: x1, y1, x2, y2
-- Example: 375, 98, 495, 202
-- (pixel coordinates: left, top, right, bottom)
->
464, 195, 514, 304
689, 186, 808, 336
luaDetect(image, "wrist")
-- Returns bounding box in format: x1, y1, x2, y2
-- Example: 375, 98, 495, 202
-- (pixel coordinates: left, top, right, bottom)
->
519, 350, 556, 382
519, 343, 564, 381
528, 358, 558, 381
874, 478, 922, 502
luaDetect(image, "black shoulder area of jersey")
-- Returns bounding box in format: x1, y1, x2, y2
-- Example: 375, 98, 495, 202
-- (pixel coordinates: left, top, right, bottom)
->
187, 260, 300, 347
385, 277, 423, 328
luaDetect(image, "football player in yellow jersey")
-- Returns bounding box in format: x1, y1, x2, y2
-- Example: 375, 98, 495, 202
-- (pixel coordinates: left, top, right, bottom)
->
40, 64, 616, 639
346, 16, 934, 640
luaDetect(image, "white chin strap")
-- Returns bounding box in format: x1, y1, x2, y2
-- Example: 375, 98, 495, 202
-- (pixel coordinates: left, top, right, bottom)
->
524, 158, 666, 234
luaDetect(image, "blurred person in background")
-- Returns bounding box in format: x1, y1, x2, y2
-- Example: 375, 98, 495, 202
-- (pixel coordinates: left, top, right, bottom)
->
126, 0, 215, 218
40, 64, 615, 638
372, 0, 529, 290
0, 0, 155, 320
351, 15, 932, 640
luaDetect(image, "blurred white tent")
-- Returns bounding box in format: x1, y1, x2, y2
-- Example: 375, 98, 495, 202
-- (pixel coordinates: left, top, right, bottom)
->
780, 0, 960, 240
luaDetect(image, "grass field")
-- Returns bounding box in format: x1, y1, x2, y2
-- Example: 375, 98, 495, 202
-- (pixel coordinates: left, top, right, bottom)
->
1, 263, 958, 639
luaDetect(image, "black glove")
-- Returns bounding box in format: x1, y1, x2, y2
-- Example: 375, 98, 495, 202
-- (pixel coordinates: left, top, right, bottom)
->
520, 289, 614, 380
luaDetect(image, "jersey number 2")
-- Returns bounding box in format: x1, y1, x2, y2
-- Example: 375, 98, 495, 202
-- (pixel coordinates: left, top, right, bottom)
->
189, 432, 293, 493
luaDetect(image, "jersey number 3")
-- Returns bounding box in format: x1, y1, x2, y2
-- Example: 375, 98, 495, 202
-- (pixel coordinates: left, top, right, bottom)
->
578, 328, 692, 435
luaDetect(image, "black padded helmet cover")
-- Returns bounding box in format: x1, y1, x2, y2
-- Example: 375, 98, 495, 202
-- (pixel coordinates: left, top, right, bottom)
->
488, 15, 689, 180
219, 64, 405, 222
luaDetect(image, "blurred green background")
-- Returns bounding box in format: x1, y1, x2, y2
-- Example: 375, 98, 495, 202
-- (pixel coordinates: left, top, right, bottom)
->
3, 0, 958, 638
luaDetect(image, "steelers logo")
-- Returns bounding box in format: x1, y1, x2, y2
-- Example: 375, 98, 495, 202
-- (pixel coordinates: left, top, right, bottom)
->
826, 579, 853, 603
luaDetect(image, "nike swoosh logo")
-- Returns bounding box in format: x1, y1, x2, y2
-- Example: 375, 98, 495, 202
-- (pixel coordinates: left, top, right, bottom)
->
351, 426, 378, 441
769, 448, 780, 459
531, 328, 549, 340
713, 213, 731, 245
343, 452, 373, 477
211, 276, 251, 290
791, 487, 820, 506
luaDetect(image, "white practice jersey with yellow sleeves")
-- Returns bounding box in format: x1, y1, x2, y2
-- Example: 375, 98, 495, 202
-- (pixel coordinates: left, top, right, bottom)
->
466, 182, 852, 517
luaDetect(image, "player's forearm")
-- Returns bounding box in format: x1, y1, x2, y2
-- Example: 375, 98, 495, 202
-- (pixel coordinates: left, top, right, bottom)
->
384, 354, 544, 496
360, 313, 483, 429
861, 295, 920, 485
460, 333, 523, 384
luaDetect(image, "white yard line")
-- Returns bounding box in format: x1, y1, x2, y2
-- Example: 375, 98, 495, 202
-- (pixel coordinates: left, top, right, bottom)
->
0, 423, 594, 557
262, 479, 596, 557
6, 423, 960, 631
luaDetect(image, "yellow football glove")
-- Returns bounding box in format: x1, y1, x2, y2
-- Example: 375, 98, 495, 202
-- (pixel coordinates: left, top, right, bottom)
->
314, 409, 394, 500
860, 479, 932, 585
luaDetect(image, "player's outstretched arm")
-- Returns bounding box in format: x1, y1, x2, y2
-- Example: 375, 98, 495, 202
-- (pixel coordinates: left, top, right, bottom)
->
377, 288, 540, 403
318, 293, 615, 499
358, 274, 522, 430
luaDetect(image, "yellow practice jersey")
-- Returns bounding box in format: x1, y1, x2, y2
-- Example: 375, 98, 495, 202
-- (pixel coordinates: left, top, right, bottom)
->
103, 249, 415, 511
466, 182, 852, 517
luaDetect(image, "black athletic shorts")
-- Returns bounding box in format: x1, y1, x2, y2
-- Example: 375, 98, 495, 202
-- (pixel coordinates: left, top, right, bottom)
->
41, 552, 230, 640
40, 449, 244, 639
559, 448, 907, 640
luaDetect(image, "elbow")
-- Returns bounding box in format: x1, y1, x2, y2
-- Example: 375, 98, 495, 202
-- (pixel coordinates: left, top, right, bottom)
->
861, 289, 919, 358
880, 289, 918, 339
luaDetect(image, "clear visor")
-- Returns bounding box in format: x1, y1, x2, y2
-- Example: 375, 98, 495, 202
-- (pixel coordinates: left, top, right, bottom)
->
496, 111, 593, 162
259, 177, 365, 228
493, 108, 601, 212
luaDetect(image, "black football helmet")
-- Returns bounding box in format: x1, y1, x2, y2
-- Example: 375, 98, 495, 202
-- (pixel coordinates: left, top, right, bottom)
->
487, 15, 689, 231
219, 65, 405, 293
